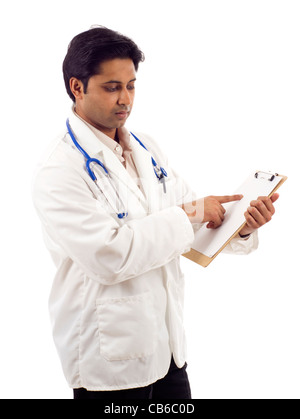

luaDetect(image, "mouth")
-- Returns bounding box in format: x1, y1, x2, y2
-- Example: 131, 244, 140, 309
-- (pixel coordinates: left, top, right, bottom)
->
115, 110, 130, 120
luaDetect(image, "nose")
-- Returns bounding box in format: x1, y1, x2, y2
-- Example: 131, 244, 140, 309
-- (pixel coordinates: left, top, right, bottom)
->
117, 87, 132, 107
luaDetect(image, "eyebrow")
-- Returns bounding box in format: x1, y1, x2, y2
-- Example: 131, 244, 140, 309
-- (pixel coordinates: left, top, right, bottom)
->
102, 78, 136, 84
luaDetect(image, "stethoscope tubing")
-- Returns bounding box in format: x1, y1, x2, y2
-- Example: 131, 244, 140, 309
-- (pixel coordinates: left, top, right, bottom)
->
66, 119, 109, 180
130, 131, 167, 179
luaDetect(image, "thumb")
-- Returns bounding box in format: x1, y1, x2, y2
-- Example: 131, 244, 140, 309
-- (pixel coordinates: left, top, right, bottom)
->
270, 193, 280, 203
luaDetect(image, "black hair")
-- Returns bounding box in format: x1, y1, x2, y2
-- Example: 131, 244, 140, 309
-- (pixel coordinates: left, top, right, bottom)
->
63, 27, 145, 102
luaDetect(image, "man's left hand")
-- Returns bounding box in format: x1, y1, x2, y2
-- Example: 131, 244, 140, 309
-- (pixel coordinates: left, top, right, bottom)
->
239, 193, 279, 237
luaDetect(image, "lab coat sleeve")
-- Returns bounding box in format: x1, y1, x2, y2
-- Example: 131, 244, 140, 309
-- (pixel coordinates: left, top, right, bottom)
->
32, 164, 194, 285
223, 230, 259, 254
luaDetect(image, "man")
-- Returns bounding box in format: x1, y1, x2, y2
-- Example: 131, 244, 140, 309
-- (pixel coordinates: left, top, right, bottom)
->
32, 27, 278, 399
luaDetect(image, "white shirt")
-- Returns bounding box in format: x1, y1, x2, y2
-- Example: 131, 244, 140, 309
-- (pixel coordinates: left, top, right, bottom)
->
32, 112, 258, 391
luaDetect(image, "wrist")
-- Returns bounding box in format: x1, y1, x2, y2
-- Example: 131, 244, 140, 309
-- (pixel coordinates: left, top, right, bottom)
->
239, 232, 251, 239
239, 225, 255, 237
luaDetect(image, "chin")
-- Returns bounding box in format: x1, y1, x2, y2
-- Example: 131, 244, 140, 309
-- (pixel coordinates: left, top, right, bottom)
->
116, 121, 127, 128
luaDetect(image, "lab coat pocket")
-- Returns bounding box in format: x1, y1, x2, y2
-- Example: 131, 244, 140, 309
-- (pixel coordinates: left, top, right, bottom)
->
152, 178, 177, 211
96, 292, 157, 361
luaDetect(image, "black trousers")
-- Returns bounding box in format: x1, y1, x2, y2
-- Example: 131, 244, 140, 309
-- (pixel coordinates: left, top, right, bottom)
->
73, 357, 191, 399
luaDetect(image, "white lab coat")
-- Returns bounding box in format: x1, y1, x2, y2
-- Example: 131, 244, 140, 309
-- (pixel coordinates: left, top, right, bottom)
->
32, 112, 258, 391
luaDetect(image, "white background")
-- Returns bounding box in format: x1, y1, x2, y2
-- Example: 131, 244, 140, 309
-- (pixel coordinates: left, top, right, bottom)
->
1, 0, 299, 399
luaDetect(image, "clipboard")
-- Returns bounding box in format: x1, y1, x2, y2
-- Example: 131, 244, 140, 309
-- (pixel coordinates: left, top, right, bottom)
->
183, 171, 287, 267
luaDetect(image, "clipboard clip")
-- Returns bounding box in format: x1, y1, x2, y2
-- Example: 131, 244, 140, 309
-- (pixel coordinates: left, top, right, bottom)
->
255, 171, 278, 181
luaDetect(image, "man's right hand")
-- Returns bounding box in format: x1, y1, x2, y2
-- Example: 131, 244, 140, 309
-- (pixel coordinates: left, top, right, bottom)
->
181, 195, 243, 228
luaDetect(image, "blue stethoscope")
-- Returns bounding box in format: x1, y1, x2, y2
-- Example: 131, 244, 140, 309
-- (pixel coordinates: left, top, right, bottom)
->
66, 119, 167, 219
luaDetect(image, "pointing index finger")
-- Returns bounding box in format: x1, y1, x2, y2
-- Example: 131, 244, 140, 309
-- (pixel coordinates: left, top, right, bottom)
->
215, 194, 244, 204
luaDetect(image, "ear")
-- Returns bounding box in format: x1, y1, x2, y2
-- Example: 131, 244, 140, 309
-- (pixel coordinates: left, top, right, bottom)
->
69, 77, 85, 101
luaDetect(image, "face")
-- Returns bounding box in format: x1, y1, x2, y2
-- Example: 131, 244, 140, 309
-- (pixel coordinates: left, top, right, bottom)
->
70, 58, 136, 139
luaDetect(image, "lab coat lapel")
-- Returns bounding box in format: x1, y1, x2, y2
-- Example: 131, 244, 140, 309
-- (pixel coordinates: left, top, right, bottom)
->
130, 136, 160, 213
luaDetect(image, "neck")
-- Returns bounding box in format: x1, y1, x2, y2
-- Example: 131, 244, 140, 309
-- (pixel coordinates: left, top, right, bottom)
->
74, 107, 117, 140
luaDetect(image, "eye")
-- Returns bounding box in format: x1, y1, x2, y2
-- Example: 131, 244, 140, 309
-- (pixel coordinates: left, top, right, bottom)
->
127, 84, 135, 91
104, 86, 118, 92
